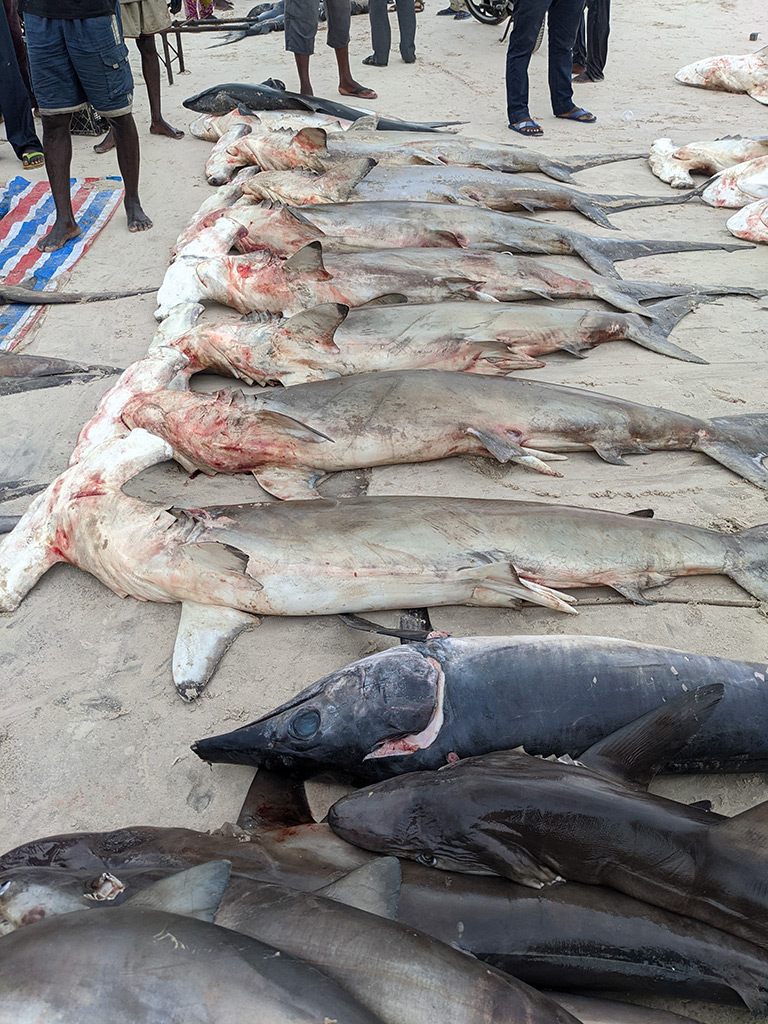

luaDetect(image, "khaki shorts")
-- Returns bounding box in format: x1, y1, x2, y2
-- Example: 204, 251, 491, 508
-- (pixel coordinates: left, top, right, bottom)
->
119, 0, 172, 38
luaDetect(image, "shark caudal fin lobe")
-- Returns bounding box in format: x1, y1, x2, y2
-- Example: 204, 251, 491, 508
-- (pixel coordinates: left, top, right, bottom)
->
594, 190, 706, 215
573, 236, 754, 278
622, 295, 712, 363
698, 414, 768, 489
538, 152, 647, 184
591, 278, 693, 317
728, 523, 768, 602
579, 683, 724, 788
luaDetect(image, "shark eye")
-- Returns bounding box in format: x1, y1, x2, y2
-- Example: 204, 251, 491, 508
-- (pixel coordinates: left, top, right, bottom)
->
416, 852, 436, 867
289, 709, 321, 740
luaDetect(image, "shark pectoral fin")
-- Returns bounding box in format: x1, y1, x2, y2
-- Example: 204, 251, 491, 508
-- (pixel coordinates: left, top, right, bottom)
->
236, 767, 314, 832
173, 602, 259, 701
282, 241, 333, 281
558, 341, 590, 358
464, 563, 578, 614
580, 683, 725, 788
472, 824, 563, 887
514, 572, 579, 613
254, 465, 322, 499
591, 443, 630, 466
126, 861, 231, 922
318, 858, 401, 919
355, 293, 408, 308
610, 581, 655, 605
465, 426, 565, 476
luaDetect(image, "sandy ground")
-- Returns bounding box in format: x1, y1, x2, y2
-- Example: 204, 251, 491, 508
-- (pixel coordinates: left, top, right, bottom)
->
1, 0, 768, 1020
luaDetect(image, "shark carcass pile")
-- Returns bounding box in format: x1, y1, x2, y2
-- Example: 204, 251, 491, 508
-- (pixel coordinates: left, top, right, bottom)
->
2, 92, 768, 1024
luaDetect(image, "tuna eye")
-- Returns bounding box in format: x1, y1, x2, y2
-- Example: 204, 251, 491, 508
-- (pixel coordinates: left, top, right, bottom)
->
417, 852, 436, 867
289, 709, 321, 739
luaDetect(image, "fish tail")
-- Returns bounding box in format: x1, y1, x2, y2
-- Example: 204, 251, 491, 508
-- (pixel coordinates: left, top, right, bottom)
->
728, 522, 768, 601
573, 236, 754, 277
594, 190, 705, 214
569, 196, 618, 229
592, 279, 690, 316
623, 296, 710, 362
699, 414, 768, 489
542, 152, 648, 183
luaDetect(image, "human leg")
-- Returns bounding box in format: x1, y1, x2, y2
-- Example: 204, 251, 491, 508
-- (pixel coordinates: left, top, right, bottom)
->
367, 0, 391, 65
395, 0, 416, 62
0, 2, 42, 161
136, 33, 184, 138
325, 0, 377, 97
285, 0, 318, 93
108, 113, 152, 232
547, 0, 592, 116
506, 0, 550, 127
583, 0, 608, 80
572, 0, 586, 72
38, 114, 79, 252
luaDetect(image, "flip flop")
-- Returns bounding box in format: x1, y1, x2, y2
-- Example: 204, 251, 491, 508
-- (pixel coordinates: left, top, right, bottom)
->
556, 107, 597, 122
339, 85, 378, 99
509, 119, 543, 136
414, 0, 424, 11
453, 10, 470, 17
21, 150, 44, 169
362, 54, 388, 66
436, 6, 454, 12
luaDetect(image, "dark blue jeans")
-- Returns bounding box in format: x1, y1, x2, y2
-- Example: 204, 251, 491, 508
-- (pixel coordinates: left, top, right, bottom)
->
573, 0, 610, 81
506, 0, 585, 125
0, 1, 41, 159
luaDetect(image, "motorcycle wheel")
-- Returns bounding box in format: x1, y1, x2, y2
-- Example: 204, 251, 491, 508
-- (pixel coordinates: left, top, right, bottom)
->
464, 0, 504, 25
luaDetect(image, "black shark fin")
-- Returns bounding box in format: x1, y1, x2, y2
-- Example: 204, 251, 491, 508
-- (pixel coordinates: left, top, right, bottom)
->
235, 767, 315, 832
318, 857, 401, 918
579, 683, 725, 788
338, 612, 436, 641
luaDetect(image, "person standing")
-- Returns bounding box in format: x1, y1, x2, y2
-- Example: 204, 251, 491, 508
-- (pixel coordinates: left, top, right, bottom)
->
284, 0, 377, 98
572, 0, 609, 82
93, 0, 185, 154
19, 0, 152, 251
363, 0, 416, 66
506, 0, 596, 136
0, 0, 43, 169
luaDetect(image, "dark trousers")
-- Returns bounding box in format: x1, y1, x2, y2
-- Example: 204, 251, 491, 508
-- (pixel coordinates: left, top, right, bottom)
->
573, 0, 609, 81
0, 1, 41, 159
506, 0, 584, 125
369, 0, 415, 63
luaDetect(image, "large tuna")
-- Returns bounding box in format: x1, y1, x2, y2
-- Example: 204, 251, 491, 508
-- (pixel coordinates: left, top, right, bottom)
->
121, 369, 768, 497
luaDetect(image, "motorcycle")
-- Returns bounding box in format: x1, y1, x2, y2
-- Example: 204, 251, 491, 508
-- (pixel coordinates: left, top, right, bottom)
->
464, 0, 546, 49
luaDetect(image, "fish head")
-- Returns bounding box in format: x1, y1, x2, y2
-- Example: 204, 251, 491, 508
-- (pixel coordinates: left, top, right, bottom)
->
327, 769, 491, 874
205, 124, 254, 186
194, 252, 274, 312
0, 868, 123, 933
192, 645, 443, 777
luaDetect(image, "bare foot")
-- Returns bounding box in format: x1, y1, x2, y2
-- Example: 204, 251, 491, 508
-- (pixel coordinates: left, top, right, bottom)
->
37, 219, 80, 253
94, 130, 115, 154
338, 79, 377, 99
125, 197, 153, 233
150, 119, 185, 140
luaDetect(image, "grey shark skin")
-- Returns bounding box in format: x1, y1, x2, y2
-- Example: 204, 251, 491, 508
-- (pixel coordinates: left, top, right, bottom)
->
192, 635, 768, 779
182, 82, 462, 131
0, 353, 121, 396
208, 199, 751, 278
544, 996, 704, 1024
0, 863, 385, 1024
121, 369, 768, 497
328, 687, 768, 951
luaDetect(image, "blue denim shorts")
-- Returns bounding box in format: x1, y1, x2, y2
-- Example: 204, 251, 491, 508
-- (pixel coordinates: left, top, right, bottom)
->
24, 12, 134, 118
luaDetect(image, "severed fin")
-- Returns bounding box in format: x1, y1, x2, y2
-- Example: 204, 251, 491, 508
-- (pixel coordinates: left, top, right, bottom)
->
714, 798, 768, 850
346, 115, 379, 131
399, 608, 434, 644
173, 601, 258, 701
318, 857, 401, 919
591, 443, 629, 466
254, 465, 322, 500
338, 612, 436, 641
610, 581, 654, 605
698, 413, 768, 490
579, 683, 724, 788
279, 302, 348, 353
282, 241, 332, 280
236, 767, 314, 832
355, 293, 408, 308
126, 861, 231, 922
466, 426, 565, 476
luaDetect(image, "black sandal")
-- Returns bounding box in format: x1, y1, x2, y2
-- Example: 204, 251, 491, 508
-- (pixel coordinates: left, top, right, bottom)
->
362, 54, 387, 66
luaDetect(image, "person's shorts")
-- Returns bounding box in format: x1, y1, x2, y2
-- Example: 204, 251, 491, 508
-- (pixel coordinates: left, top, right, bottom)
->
24, 12, 134, 119
284, 0, 350, 54
120, 0, 172, 39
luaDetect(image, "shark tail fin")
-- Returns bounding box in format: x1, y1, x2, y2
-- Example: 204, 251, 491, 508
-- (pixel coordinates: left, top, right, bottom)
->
571, 236, 754, 278
699, 414, 768, 489
728, 523, 768, 602
539, 151, 647, 184
622, 295, 711, 362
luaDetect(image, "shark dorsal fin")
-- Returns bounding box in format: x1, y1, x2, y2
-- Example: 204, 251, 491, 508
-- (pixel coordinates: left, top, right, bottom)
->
347, 115, 379, 131
280, 302, 347, 352
282, 241, 330, 279
317, 857, 401, 919
715, 799, 768, 848
125, 861, 231, 922
291, 126, 329, 152
236, 767, 315, 832
579, 683, 725, 787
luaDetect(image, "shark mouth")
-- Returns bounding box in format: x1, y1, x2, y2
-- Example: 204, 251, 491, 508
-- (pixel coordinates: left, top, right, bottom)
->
364, 657, 445, 760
